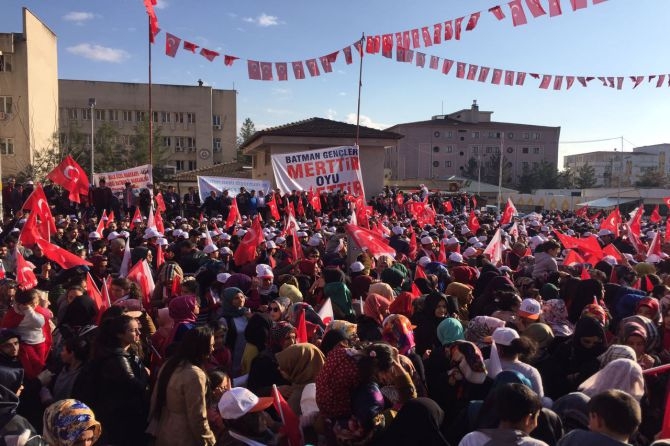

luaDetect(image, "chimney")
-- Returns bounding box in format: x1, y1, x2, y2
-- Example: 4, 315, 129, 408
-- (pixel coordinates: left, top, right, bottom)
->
471, 99, 479, 123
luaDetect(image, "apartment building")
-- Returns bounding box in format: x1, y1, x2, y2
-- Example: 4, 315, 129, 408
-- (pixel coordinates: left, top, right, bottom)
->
564, 149, 663, 187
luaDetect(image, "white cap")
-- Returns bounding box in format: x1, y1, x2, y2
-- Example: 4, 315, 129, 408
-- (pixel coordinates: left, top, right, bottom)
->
203, 244, 218, 254
460, 225, 471, 234
143, 228, 163, 239
200, 232, 208, 239
540, 226, 550, 232
467, 236, 479, 245
266, 240, 277, 249
308, 236, 321, 247
449, 252, 464, 263
478, 235, 488, 242
446, 237, 460, 245
236, 229, 247, 237
256, 263, 274, 278
518, 298, 541, 320
647, 254, 662, 263
602, 255, 617, 266
217, 272, 231, 284
220, 247, 233, 256
418, 256, 431, 267
157, 237, 168, 246
598, 229, 613, 237
492, 327, 520, 346
392, 226, 404, 235
119, 230, 130, 238
275, 236, 286, 245
220, 233, 231, 241
350, 261, 365, 273
444, 230, 453, 237
463, 246, 478, 258
474, 242, 485, 249
107, 231, 120, 241
296, 231, 308, 237
88, 231, 101, 240
218, 387, 274, 420
420, 236, 433, 245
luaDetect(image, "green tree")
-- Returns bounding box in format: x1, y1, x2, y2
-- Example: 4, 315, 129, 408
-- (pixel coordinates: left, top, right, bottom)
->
236, 117, 256, 164
635, 168, 667, 188
129, 119, 170, 182
482, 153, 514, 188
516, 166, 539, 194
462, 157, 479, 180
575, 162, 597, 188
15, 133, 62, 183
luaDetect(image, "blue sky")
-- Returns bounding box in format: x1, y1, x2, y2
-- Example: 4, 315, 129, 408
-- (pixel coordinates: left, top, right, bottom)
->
2, 0, 669, 166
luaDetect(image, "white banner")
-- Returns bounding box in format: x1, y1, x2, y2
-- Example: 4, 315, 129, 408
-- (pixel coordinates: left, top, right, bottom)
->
271, 146, 364, 196
93, 164, 153, 196
197, 176, 271, 203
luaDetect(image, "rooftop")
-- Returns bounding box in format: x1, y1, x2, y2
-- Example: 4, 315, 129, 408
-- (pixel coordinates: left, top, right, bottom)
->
386, 116, 559, 131
170, 161, 250, 182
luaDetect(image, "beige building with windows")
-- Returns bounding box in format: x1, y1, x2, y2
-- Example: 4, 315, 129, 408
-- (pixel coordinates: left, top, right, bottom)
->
0, 8, 59, 177
385, 101, 561, 183
564, 148, 664, 187
58, 80, 237, 175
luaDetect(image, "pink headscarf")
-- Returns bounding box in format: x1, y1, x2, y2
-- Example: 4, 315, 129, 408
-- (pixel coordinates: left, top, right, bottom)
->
363, 293, 390, 325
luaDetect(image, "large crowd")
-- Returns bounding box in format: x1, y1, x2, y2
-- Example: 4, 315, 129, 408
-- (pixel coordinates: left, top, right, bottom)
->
0, 178, 669, 446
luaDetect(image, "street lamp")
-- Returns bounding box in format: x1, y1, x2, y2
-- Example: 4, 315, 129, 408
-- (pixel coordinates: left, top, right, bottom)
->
88, 98, 96, 179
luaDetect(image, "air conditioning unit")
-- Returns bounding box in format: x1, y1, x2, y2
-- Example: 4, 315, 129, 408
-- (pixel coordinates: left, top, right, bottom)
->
213, 124, 222, 130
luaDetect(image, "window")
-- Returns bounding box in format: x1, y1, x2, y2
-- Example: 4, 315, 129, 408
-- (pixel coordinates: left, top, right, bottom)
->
176, 112, 184, 123
120, 135, 130, 145
136, 111, 146, 122
213, 115, 221, 126
108, 110, 119, 121
188, 161, 197, 170
0, 96, 12, 114
471, 131, 480, 139
433, 161, 440, 167
69, 108, 78, 120
533, 162, 539, 169
533, 132, 541, 140
446, 160, 452, 167
161, 111, 171, 123
533, 147, 541, 155
433, 146, 440, 153
446, 145, 453, 153
486, 147, 492, 154
213, 138, 221, 150
95, 109, 105, 120
507, 132, 514, 139
175, 137, 184, 149
472, 145, 479, 154
152, 111, 159, 123
187, 112, 196, 123
488, 131, 497, 138
163, 136, 171, 147
522, 147, 529, 154
446, 131, 453, 138
522, 132, 529, 140
122, 110, 133, 121
522, 162, 529, 169
82, 108, 91, 120
175, 160, 185, 171
0, 54, 12, 72
186, 137, 196, 148
0, 138, 14, 155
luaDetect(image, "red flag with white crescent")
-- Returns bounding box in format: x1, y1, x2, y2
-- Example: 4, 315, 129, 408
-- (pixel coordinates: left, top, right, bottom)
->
408, 231, 418, 259
267, 195, 280, 221
483, 229, 503, 265
468, 210, 480, 234
233, 215, 264, 266
562, 249, 585, 266
317, 298, 334, 326
16, 250, 37, 291
46, 155, 90, 203
345, 224, 395, 258
226, 198, 240, 229
651, 205, 662, 224
500, 198, 517, 225
23, 184, 56, 238
600, 207, 621, 237
165, 33, 181, 57
126, 259, 155, 308
36, 238, 92, 270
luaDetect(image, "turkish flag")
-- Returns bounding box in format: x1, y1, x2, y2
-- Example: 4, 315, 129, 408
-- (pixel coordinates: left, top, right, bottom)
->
183, 41, 198, 53
47, 155, 89, 203
456, 62, 466, 78
489, 5, 506, 20
86, 272, 108, 315
154, 192, 166, 213
408, 230, 418, 259
260, 62, 273, 80
421, 27, 432, 46
631, 76, 644, 89
444, 21, 453, 40
410, 29, 420, 48
569, 0, 587, 10
224, 55, 239, 66
601, 207, 621, 237
23, 184, 56, 239
165, 33, 181, 57
666, 218, 670, 243
516, 72, 527, 85
305, 59, 320, 77
647, 231, 663, 259
226, 198, 240, 229
466, 12, 481, 31
443, 200, 453, 213
95, 216, 105, 238
491, 69, 503, 85
36, 238, 92, 269
478, 67, 490, 82
156, 243, 164, 269
433, 23, 442, 44
354, 39, 364, 56
483, 229, 503, 265
345, 224, 395, 258
629, 206, 644, 236
19, 211, 40, 247
454, 17, 464, 40
463, 64, 477, 80
126, 259, 155, 308
651, 205, 662, 224
525, 0, 547, 17
155, 210, 165, 234
508, 0, 528, 26
603, 243, 626, 264
317, 298, 334, 326
505, 71, 515, 86
129, 207, 142, 230
233, 215, 263, 266
430, 56, 439, 70
395, 192, 404, 207
247, 60, 261, 80
267, 195, 280, 220
566, 76, 576, 89
540, 75, 552, 89
416, 53, 426, 68
548, 0, 563, 16
200, 48, 219, 62
553, 75, 564, 90
438, 241, 447, 263
308, 188, 321, 212
272, 385, 303, 446
275, 62, 288, 81
626, 224, 646, 255
296, 197, 306, 217
15, 250, 37, 291
563, 249, 585, 266
343, 46, 353, 64
500, 198, 517, 224
472, 196, 478, 209
468, 211, 480, 234
143, 0, 159, 43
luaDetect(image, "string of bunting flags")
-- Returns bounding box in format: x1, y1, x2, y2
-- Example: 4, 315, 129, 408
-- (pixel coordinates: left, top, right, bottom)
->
150, 0, 612, 83
146, 0, 668, 89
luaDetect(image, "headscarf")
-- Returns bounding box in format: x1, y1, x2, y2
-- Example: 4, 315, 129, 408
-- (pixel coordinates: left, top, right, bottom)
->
580, 303, 610, 328
578, 358, 645, 401
422, 292, 449, 322
43, 399, 102, 446
363, 293, 391, 325
326, 320, 357, 340
320, 329, 349, 356
552, 392, 591, 432
368, 282, 394, 301
271, 296, 292, 322
436, 317, 464, 346
382, 314, 415, 355
620, 315, 659, 352
268, 321, 295, 353
598, 344, 636, 367
465, 316, 505, 348
168, 294, 198, 324
542, 299, 574, 337
381, 398, 449, 446
445, 281, 473, 313
524, 323, 554, 349
225, 274, 252, 294
616, 293, 645, 321
381, 267, 404, 290
131, 246, 150, 265
62, 295, 98, 328
572, 316, 607, 361
448, 340, 487, 384
539, 283, 560, 301
323, 282, 354, 319
389, 291, 416, 318
637, 297, 660, 321
276, 343, 325, 385
279, 283, 303, 303
244, 313, 272, 350
221, 287, 247, 318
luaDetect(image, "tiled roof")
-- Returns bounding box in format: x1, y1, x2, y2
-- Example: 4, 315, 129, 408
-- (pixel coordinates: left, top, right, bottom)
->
240, 117, 403, 149
386, 117, 560, 130
171, 161, 251, 182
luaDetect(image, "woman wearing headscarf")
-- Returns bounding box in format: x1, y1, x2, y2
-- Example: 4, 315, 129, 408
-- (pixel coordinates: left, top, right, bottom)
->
569, 278, 605, 323
469, 275, 516, 318
620, 319, 659, 370
368, 282, 394, 302
322, 267, 355, 321
383, 314, 427, 396
275, 343, 326, 415
246, 321, 293, 397
465, 315, 506, 357
320, 320, 358, 356
578, 358, 645, 401
445, 281, 473, 322
43, 399, 101, 446
239, 312, 272, 376
358, 293, 391, 342
377, 397, 449, 446
388, 290, 416, 318
268, 296, 292, 324
220, 287, 251, 377
166, 294, 199, 347
543, 316, 607, 399
542, 299, 574, 338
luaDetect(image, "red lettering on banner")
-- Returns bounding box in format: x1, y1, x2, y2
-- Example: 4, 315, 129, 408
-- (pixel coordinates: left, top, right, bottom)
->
315, 161, 326, 175
287, 164, 304, 179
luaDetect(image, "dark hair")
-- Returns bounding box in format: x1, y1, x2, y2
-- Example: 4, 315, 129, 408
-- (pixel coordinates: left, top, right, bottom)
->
181, 279, 199, 295
494, 383, 542, 423
15, 288, 41, 305
358, 343, 394, 383
497, 336, 537, 360
111, 277, 131, 291
535, 240, 560, 254
208, 369, 228, 390
152, 326, 213, 420
94, 314, 135, 353
588, 389, 641, 438
224, 412, 266, 438
494, 291, 522, 312
63, 336, 91, 362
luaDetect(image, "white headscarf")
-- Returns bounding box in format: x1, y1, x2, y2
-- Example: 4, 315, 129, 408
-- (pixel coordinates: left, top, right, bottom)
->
578, 358, 644, 401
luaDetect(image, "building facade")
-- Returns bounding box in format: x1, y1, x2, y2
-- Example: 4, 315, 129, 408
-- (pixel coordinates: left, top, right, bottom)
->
385, 101, 561, 184
0, 8, 59, 177
58, 80, 237, 175
564, 150, 660, 187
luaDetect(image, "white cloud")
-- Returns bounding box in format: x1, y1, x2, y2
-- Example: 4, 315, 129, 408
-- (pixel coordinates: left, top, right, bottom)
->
66, 43, 130, 63
63, 11, 95, 24
338, 92, 347, 96
345, 113, 388, 130
326, 108, 338, 120
154, 0, 168, 10
243, 13, 281, 27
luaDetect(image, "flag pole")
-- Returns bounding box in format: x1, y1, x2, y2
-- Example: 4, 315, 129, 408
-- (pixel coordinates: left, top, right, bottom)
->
148, 16, 154, 168
355, 33, 365, 147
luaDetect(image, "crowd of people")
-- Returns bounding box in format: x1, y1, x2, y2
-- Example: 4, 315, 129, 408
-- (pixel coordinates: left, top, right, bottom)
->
0, 178, 669, 446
